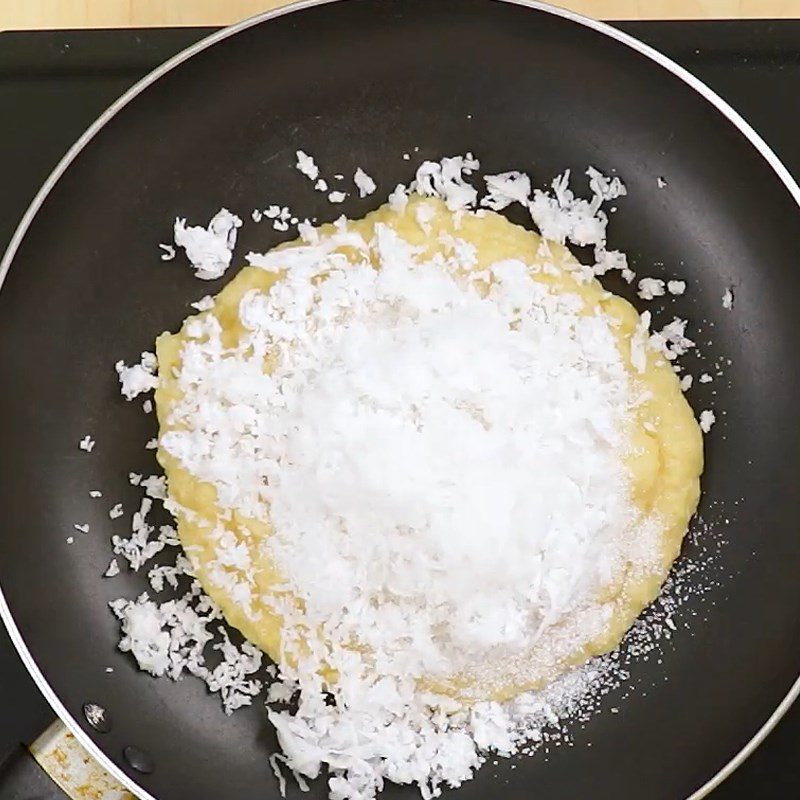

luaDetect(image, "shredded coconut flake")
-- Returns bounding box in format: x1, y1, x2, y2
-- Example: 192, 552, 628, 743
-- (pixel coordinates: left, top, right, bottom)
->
700, 409, 716, 433
354, 168, 377, 198
296, 150, 319, 181
174, 208, 242, 281
637, 278, 666, 300
79, 435, 95, 452
722, 287, 734, 310
191, 295, 216, 312
116, 353, 158, 400
481, 171, 531, 211
667, 280, 686, 296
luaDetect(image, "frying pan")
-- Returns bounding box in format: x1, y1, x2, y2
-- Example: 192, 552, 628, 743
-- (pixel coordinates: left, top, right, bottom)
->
2, 1, 800, 798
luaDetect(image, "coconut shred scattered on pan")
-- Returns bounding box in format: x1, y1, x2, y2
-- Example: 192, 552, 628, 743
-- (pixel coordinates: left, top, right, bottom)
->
101, 154, 726, 800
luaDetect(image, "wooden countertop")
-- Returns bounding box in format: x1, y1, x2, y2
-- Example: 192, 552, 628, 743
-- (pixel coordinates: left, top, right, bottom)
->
2, 0, 800, 30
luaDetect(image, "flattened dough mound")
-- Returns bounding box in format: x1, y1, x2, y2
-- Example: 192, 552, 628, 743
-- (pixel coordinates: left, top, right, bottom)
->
155, 197, 702, 702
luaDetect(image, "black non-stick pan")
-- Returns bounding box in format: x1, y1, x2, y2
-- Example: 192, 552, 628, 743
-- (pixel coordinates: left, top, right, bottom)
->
2, 1, 800, 798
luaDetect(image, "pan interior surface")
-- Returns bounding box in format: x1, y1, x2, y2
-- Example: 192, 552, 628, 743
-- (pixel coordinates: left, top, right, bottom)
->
1, 1, 799, 799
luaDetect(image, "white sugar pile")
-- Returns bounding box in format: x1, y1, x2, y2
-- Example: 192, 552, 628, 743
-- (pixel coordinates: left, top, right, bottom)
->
105, 154, 719, 800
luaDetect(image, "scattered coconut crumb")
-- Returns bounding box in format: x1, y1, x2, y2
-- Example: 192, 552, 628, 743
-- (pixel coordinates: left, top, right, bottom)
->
651, 318, 695, 361
295, 150, 319, 181
158, 243, 176, 261
142, 399, 153, 414
680, 374, 693, 392
667, 280, 686, 295
109, 503, 124, 520
111, 496, 164, 571
328, 191, 347, 204
104, 559, 120, 578
66, 536, 74, 545
699, 373, 713, 384
700, 409, 716, 433
388, 184, 408, 214
79, 435, 95, 452
129, 472, 143, 486
637, 278, 666, 301
74, 523, 90, 534
190, 295, 215, 312
722, 288, 734, 310
354, 167, 377, 198
481, 171, 532, 211
174, 208, 242, 281
116, 352, 158, 401
89, 490, 102, 499
657, 177, 668, 188
145, 438, 159, 450
414, 153, 480, 211
109, 586, 264, 713
251, 209, 263, 223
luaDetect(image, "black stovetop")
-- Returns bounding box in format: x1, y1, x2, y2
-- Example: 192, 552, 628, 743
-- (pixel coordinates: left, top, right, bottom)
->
1, 21, 799, 799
